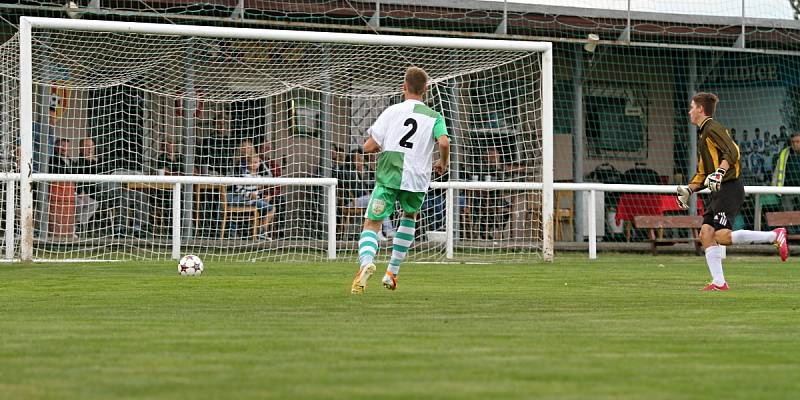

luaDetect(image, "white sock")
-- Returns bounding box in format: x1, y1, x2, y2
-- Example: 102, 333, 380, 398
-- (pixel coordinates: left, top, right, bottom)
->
705, 245, 726, 286
731, 230, 777, 244
358, 230, 379, 268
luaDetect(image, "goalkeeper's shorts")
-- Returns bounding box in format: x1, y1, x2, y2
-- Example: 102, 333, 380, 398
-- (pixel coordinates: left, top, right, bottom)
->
702, 179, 744, 230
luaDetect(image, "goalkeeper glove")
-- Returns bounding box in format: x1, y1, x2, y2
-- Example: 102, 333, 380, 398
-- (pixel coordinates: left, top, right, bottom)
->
676, 186, 692, 210
704, 168, 726, 192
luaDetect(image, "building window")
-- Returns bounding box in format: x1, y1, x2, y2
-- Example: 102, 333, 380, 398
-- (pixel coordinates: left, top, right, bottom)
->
585, 87, 648, 159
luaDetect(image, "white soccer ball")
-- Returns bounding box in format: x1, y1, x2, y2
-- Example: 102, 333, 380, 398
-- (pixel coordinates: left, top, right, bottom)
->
178, 254, 204, 276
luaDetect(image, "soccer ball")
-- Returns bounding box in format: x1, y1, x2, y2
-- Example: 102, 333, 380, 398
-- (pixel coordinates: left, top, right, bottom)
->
178, 254, 204, 276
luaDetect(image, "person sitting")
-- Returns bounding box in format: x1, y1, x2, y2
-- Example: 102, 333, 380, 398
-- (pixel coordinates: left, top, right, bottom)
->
157, 140, 184, 175
472, 147, 511, 240
50, 138, 74, 175
74, 138, 101, 235
259, 141, 285, 235
230, 154, 275, 240
341, 148, 372, 208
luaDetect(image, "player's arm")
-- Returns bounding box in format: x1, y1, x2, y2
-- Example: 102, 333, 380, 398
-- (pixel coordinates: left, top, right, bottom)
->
432, 113, 449, 175
433, 135, 450, 175
363, 135, 381, 153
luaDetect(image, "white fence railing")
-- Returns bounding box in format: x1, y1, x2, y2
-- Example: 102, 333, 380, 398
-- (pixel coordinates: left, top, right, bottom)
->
8, 175, 337, 261
5, 176, 800, 261
552, 182, 800, 259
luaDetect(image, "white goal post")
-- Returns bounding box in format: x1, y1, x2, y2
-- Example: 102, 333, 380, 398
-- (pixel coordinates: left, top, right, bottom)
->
12, 17, 553, 262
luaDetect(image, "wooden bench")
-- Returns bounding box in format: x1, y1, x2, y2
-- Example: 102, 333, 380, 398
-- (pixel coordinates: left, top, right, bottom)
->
633, 215, 704, 255
765, 211, 800, 240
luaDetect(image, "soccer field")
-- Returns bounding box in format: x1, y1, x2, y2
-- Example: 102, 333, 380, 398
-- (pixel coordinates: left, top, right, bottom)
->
0, 254, 798, 399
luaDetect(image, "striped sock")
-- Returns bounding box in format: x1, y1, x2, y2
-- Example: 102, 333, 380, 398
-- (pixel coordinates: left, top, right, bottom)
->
388, 218, 415, 275
358, 230, 379, 268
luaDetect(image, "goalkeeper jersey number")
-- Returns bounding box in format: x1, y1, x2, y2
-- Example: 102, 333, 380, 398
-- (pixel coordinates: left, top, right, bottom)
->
368, 99, 448, 193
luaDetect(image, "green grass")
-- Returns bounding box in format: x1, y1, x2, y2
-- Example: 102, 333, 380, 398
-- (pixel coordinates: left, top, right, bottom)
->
0, 254, 798, 399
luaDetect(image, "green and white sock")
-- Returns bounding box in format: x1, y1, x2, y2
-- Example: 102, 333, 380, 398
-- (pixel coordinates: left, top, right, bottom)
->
388, 218, 415, 275
358, 230, 379, 268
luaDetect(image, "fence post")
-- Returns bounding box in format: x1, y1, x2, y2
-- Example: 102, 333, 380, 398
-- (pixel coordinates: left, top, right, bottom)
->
446, 187, 454, 259
589, 189, 597, 259
172, 182, 181, 260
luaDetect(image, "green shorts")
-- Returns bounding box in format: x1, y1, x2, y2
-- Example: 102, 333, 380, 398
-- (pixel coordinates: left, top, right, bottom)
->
366, 184, 426, 221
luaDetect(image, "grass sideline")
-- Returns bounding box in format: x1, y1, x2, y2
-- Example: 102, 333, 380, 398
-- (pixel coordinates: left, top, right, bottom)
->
0, 254, 798, 399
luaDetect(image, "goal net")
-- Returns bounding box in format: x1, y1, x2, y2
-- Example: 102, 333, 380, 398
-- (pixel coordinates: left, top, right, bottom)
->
2, 18, 552, 262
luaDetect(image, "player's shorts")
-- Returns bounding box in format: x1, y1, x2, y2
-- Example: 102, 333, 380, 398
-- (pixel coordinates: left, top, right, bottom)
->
702, 178, 744, 230
365, 184, 426, 221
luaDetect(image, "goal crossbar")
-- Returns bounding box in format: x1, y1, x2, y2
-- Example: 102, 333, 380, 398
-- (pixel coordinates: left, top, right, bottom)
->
19, 17, 552, 52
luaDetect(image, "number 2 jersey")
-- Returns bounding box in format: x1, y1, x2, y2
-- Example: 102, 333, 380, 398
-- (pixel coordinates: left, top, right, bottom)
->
368, 99, 449, 193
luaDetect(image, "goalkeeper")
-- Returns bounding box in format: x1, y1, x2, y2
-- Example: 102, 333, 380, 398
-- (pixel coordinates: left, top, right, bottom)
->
677, 92, 788, 291
350, 66, 450, 294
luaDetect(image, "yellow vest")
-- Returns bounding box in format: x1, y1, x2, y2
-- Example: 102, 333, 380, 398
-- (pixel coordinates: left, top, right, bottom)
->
772, 147, 791, 186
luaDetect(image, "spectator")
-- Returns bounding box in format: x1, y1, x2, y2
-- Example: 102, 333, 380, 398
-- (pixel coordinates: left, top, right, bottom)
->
331, 144, 344, 177
748, 152, 767, 185
739, 129, 751, 172
50, 138, 74, 175
238, 138, 256, 168
762, 130, 772, 155
779, 125, 789, 146
421, 170, 448, 234
157, 140, 183, 175
472, 147, 511, 240
342, 148, 372, 207
763, 130, 774, 171
753, 128, 764, 154
330, 144, 345, 185
259, 141, 285, 235
231, 154, 275, 240
740, 129, 751, 153
772, 131, 800, 211
74, 138, 101, 235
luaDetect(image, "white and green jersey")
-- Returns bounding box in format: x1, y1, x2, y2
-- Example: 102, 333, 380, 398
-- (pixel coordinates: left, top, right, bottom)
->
368, 99, 448, 192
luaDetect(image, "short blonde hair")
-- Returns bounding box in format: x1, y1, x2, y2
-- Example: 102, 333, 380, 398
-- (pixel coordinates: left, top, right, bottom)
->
405, 67, 428, 96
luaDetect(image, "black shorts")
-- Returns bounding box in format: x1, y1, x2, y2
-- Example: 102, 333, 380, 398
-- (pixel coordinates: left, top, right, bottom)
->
702, 178, 744, 230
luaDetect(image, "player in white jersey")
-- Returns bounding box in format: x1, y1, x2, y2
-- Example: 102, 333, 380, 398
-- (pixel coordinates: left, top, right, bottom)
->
351, 67, 450, 294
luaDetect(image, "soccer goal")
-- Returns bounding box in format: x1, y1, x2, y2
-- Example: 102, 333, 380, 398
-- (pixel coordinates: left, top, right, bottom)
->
3, 17, 552, 263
